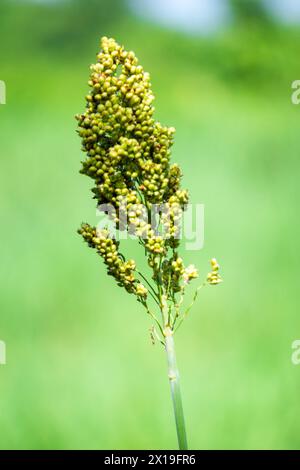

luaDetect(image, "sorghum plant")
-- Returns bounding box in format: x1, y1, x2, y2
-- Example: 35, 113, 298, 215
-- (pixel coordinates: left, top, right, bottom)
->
76, 37, 221, 450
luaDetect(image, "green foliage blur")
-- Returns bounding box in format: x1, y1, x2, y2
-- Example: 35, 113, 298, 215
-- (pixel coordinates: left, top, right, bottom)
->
0, 0, 299, 450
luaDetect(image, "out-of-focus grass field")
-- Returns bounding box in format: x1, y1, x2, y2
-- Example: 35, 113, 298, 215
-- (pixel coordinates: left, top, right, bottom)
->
0, 0, 299, 449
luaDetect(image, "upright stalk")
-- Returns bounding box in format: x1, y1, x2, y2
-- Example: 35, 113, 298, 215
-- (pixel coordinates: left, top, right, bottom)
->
77, 37, 222, 451
164, 326, 188, 450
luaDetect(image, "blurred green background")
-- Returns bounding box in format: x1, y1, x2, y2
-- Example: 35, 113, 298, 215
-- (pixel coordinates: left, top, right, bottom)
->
0, 0, 299, 450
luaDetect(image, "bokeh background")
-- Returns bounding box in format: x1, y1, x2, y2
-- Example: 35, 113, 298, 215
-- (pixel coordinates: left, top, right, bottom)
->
0, 0, 300, 450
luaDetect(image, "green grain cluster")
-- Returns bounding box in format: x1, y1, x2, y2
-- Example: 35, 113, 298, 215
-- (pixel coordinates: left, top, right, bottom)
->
77, 37, 221, 320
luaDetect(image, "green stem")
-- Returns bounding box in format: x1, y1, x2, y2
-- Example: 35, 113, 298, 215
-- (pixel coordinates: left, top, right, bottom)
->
164, 326, 188, 450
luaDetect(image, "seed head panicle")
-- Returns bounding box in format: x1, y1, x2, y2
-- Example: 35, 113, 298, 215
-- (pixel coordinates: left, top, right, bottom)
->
77, 37, 221, 328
